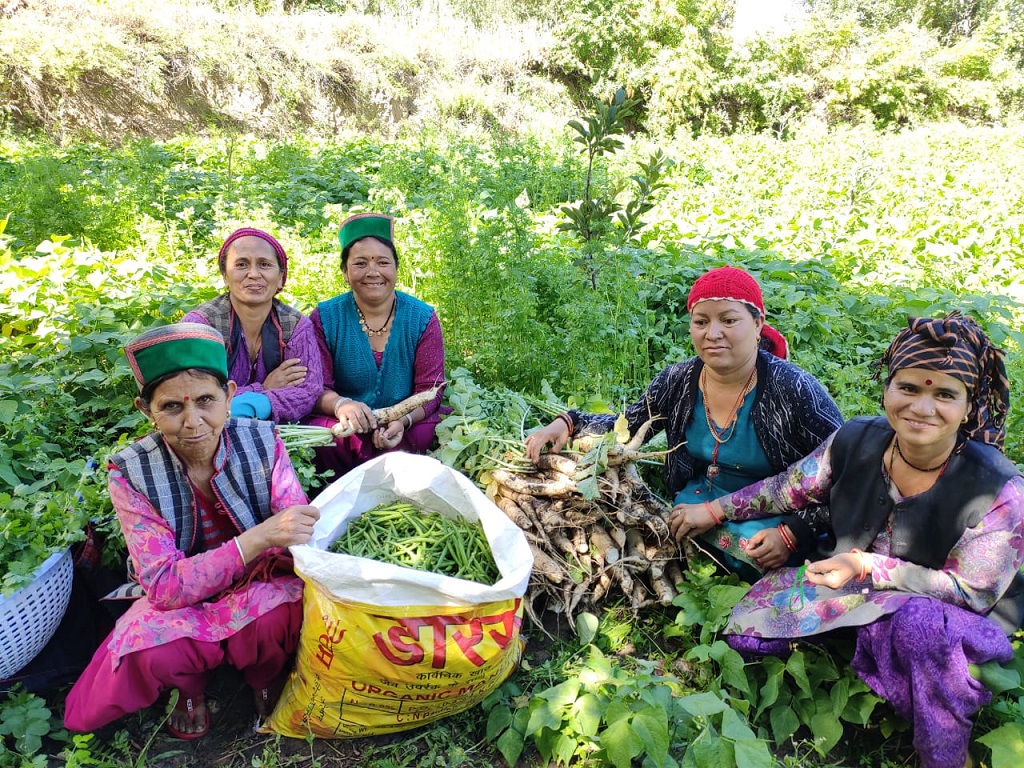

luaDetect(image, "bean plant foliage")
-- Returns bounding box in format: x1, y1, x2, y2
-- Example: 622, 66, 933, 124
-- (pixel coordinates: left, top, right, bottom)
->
3, 103, 1024, 765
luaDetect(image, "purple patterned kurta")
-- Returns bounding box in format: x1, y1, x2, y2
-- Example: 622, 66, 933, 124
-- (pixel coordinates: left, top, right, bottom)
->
182, 307, 323, 423
104, 437, 307, 667
719, 432, 1024, 768
720, 434, 1024, 639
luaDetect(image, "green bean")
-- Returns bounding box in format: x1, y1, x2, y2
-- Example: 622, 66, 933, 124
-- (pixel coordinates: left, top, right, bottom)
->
329, 501, 499, 584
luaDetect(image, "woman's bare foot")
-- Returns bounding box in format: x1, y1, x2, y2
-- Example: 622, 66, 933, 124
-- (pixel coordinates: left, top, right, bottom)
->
166, 693, 209, 740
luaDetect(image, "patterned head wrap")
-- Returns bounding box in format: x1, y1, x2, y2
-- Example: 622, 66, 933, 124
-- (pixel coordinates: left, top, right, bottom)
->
687, 266, 789, 360
217, 228, 289, 287
878, 311, 1010, 450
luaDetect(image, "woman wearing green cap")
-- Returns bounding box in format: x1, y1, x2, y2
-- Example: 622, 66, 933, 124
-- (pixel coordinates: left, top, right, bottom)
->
307, 213, 447, 478
63, 323, 320, 739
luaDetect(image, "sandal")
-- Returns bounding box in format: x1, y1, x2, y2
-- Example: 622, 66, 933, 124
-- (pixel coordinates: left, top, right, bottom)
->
165, 693, 209, 740
253, 677, 285, 719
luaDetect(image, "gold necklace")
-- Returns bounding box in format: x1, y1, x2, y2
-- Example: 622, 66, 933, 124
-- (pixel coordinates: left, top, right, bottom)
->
357, 296, 396, 338
701, 366, 757, 489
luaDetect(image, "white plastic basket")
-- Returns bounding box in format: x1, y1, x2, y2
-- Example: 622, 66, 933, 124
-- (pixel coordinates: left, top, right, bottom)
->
0, 548, 74, 680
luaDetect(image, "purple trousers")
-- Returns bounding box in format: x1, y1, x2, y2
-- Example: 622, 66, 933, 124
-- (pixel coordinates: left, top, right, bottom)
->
64, 601, 301, 733
728, 597, 1011, 768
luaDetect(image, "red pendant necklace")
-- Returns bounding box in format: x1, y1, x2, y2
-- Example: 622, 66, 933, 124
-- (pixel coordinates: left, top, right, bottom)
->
701, 366, 757, 491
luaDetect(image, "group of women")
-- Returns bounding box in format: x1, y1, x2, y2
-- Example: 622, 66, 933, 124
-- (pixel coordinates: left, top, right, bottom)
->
61, 214, 1021, 767
63, 214, 446, 738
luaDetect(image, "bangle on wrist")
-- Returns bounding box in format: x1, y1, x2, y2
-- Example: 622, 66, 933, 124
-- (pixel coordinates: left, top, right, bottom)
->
403, 414, 413, 429
334, 397, 351, 417
704, 500, 723, 526
778, 524, 797, 553
556, 412, 574, 437
850, 548, 868, 582
235, 536, 247, 566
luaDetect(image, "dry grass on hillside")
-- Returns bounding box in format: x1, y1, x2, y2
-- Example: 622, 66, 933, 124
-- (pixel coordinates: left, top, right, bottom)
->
0, 0, 570, 141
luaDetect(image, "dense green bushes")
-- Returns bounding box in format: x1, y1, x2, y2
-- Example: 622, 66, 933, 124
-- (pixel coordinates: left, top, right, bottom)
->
3, 119, 1023, 498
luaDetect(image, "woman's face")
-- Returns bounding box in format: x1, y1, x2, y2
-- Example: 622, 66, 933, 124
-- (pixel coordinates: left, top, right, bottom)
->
138, 372, 237, 467
223, 236, 283, 308
883, 368, 970, 452
343, 238, 397, 305
689, 299, 763, 374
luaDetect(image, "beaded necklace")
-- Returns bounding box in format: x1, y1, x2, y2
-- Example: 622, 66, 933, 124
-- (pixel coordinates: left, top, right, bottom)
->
357, 295, 396, 338
893, 436, 953, 473
700, 366, 757, 491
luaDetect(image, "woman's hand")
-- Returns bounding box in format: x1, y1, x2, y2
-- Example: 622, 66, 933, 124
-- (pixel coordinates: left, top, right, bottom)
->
241, 504, 320, 557
805, 553, 862, 589
372, 420, 404, 450
262, 358, 307, 390
669, 502, 717, 544
741, 527, 789, 571
334, 398, 377, 433
524, 420, 571, 463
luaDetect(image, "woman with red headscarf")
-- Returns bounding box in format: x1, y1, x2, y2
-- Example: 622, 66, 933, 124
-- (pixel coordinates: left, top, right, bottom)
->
526, 266, 844, 577
183, 227, 323, 422
672, 311, 1023, 768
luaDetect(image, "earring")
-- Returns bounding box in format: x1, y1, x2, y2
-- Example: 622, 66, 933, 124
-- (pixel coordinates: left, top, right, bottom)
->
962, 414, 970, 424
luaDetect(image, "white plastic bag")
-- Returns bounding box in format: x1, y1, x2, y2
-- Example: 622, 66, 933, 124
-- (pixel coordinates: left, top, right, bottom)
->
265, 452, 533, 738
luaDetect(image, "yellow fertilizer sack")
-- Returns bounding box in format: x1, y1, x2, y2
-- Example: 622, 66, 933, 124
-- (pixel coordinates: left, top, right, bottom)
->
265, 452, 533, 738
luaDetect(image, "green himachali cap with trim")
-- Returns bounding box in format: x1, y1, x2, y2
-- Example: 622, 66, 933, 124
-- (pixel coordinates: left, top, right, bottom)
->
338, 213, 394, 252
124, 323, 229, 390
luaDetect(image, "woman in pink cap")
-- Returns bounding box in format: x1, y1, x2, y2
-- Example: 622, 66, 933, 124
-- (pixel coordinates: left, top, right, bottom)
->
525, 266, 843, 577
183, 227, 323, 423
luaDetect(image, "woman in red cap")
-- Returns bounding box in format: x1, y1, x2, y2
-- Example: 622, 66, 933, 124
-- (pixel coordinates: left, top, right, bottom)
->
63, 323, 320, 739
525, 265, 843, 577
183, 227, 323, 423
672, 312, 1023, 768
306, 213, 447, 478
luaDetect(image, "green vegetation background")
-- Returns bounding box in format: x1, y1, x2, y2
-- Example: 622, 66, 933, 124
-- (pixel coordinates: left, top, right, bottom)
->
2, 0, 1024, 766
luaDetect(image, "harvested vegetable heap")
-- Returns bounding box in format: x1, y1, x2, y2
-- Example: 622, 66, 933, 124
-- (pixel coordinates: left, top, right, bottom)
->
434, 369, 687, 630
329, 501, 500, 584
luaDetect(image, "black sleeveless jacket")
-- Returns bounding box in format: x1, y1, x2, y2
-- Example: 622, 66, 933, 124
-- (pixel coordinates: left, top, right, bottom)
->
826, 416, 1024, 634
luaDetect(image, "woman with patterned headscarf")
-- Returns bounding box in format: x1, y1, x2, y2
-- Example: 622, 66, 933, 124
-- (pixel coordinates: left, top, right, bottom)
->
672, 311, 1024, 768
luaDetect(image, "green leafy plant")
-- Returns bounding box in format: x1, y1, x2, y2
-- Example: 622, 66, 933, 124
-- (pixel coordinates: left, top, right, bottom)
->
0, 688, 66, 762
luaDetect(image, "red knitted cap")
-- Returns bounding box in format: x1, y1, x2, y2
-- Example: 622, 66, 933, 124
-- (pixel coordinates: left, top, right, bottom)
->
687, 266, 764, 314
217, 228, 289, 287
687, 266, 789, 359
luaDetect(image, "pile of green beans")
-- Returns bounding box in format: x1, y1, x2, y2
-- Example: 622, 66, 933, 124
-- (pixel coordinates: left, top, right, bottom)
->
329, 501, 500, 584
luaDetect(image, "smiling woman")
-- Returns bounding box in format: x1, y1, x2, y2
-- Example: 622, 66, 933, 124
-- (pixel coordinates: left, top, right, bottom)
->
674, 311, 1024, 768
305, 213, 448, 480
182, 227, 324, 423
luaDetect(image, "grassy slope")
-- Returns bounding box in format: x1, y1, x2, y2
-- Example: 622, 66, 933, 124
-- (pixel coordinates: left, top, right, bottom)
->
0, 0, 569, 141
